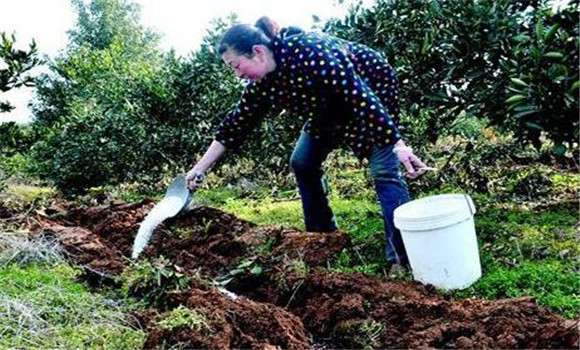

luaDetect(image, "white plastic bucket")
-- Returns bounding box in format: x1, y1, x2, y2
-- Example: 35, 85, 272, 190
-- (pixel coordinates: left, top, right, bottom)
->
394, 194, 481, 290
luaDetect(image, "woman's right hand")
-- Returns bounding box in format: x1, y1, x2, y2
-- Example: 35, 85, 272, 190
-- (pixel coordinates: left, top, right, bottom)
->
394, 140, 427, 179
185, 140, 227, 190
186, 168, 206, 191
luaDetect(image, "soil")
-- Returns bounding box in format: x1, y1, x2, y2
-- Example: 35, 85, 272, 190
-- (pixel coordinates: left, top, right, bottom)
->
34, 200, 578, 349
0, 202, 12, 219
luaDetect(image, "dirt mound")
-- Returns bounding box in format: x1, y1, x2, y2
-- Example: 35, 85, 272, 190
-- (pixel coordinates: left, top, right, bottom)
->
144, 279, 310, 349
38, 201, 578, 349
43, 224, 126, 274
279, 271, 578, 349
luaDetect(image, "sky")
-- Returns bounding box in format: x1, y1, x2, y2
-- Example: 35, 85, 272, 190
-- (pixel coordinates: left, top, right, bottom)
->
0, 0, 372, 124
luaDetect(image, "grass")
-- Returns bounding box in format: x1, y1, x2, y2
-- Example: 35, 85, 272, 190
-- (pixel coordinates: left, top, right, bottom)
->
0, 233, 64, 266
451, 259, 579, 319
0, 263, 145, 349
4, 184, 56, 203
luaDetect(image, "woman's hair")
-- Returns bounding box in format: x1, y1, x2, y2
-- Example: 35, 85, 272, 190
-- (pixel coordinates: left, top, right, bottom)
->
217, 16, 279, 56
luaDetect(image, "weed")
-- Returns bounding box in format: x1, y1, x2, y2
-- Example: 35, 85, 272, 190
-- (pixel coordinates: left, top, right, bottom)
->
356, 319, 384, 349
173, 226, 195, 239
338, 319, 384, 349
252, 237, 277, 256
123, 257, 191, 309
229, 257, 263, 277
200, 218, 213, 235
156, 305, 211, 332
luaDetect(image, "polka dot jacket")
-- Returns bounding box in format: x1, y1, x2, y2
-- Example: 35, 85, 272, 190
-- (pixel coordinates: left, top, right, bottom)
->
215, 28, 402, 159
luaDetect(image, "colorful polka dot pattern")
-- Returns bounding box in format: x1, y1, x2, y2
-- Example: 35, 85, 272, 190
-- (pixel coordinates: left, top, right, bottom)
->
215, 29, 402, 159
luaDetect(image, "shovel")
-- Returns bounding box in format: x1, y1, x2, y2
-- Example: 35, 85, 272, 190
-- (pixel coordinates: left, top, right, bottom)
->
164, 173, 202, 216
131, 173, 204, 259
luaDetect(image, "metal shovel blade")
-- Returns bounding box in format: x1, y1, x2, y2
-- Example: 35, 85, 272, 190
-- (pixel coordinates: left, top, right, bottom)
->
164, 174, 193, 217
131, 174, 195, 259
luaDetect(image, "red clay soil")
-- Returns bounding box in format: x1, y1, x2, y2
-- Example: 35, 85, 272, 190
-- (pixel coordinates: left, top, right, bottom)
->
277, 270, 579, 349
36, 201, 579, 349
144, 279, 310, 350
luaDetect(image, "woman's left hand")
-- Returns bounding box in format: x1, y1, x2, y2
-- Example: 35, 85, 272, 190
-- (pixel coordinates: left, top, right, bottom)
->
394, 140, 427, 179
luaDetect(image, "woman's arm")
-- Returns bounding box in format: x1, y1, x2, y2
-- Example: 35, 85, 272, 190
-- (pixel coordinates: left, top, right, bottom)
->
186, 140, 227, 190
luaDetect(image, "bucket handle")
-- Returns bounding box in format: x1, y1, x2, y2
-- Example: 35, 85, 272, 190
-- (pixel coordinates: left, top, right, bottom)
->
464, 194, 476, 216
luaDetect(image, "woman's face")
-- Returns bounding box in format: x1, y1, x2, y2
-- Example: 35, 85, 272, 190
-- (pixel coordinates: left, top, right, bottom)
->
222, 46, 272, 82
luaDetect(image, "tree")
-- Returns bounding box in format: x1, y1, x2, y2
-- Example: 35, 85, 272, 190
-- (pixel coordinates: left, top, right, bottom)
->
0, 32, 41, 113
68, 0, 159, 52
324, 0, 579, 151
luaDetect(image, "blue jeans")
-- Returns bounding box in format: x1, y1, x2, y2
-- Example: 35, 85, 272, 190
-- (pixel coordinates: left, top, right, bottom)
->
290, 130, 410, 265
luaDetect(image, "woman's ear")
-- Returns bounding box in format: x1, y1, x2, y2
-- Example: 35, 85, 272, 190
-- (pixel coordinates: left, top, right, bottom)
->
252, 45, 266, 59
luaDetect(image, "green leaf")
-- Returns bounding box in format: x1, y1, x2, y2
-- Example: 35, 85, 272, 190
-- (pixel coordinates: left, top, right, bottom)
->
510, 78, 529, 87
524, 121, 543, 130
543, 52, 564, 59
505, 95, 527, 103
250, 265, 262, 275
512, 35, 531, 42
554, 144, 567, 156
544, 24, 559, 42
535, 21, 544, 41
514, 110, 538, 118
514, 105, 537, 112
236, 259, 254, 269
570, 80, 579, 91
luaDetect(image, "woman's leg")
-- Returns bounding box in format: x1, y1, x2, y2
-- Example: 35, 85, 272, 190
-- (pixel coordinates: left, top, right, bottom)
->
369, 145, 410, 265
290, 131, 337, 232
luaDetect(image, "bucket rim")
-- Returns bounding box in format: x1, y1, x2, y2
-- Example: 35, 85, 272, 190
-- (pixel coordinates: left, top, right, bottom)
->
394, 194, 476, 231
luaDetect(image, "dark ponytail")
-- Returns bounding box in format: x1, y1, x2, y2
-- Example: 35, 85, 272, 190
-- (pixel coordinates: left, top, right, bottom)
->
255, 16, 279, 40
217, 16, 279, 56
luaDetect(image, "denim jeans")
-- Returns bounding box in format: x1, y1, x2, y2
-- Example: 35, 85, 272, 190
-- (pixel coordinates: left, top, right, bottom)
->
290, 130, 410, 265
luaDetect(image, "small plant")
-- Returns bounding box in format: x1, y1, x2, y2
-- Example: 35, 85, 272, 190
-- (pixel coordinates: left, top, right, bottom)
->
200, 218, 213, 235
252, 237, 276, 256
123, 257, 191, 309
355, 319, 384, 350
229, 257, 263, 276
287, 259, 309, 279
274, 257, 310, 298
155, 305, 211, 332
173, 227, 195, 239
338, 319, 384, 349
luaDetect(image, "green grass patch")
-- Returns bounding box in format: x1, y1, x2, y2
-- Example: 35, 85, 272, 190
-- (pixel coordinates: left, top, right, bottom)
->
451, 259, 579, 319
0, 263, 145, 349
475, 203, 578, 263
551, 172, 580, 195
4, 183, 56, 203
198, 189, 304, 229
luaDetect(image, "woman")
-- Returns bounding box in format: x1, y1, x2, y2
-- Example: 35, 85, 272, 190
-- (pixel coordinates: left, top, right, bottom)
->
186, 17, 427, 268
